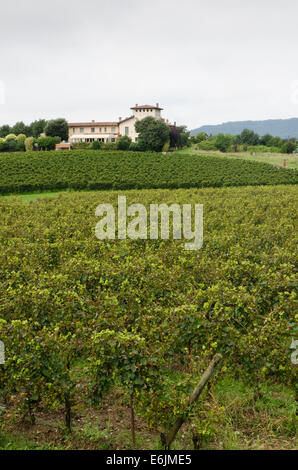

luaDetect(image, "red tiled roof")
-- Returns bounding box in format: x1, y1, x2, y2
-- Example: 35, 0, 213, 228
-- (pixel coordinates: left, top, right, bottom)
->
68, 122, 118, 127
130, 104, 163, 110
118, 116, 134, 123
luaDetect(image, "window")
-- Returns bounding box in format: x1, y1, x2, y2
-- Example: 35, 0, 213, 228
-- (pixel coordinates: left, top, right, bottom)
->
125, 127, 129, 135
80, 128, 84, 133
99, 128, 102, 132
112, 127, 115, 132
104, 127, 107, 132
111, 138, 115, 142
91, 127, 95, 133
72, 128, 75, 133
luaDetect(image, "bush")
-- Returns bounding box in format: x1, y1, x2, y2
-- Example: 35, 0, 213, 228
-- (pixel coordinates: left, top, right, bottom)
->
72, 142, 92, 150
91, 140, 102, 150
116, 135, 131, 151
37, 136, 61, 151
198, 139, 217, 151
5, 133, 17, 141
4, 137, 17, 152
281, 141, 297, 154
101, 142, 117, 150
215, 134, 233, 153
0, 138, 6, 152
162, 140, 170, 153
25, 137, 35, 152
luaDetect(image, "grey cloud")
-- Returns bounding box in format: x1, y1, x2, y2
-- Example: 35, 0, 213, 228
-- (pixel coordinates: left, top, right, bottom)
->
0, 0, 298, 129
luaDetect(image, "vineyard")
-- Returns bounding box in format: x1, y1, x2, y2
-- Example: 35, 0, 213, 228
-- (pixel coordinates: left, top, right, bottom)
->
0, 185, 297, 449
0, 150, 297, 194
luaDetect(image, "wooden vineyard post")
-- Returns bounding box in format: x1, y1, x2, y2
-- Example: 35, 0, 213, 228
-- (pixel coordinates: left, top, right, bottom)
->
161, 353, 222, 450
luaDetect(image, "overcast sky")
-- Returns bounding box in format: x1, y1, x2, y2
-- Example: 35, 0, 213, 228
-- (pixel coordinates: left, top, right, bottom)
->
1, 0, 298, 129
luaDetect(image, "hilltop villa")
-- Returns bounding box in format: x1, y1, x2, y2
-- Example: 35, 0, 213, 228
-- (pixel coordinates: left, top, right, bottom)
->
68, 103, 175, 144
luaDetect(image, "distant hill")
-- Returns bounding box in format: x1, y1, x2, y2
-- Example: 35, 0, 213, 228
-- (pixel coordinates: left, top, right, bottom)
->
191, 118, 298, 139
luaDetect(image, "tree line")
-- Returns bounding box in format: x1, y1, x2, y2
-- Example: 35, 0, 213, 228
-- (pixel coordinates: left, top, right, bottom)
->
191, 128, 298, 154
0, 117, 190, 153
0, 118, 68, 140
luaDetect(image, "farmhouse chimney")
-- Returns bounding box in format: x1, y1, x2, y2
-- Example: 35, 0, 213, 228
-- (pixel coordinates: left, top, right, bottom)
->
92, 120, 95, 123
135, 104, 138, 107
174, 121, 176, 126
119, 117, 122, 121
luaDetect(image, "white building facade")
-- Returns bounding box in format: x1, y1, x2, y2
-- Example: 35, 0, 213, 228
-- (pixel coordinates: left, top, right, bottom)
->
68, 103, 171, 144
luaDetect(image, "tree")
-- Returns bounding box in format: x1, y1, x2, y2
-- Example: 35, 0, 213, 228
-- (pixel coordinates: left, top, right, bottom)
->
0, 125, 11, 138
117, 135, 131, 150
260, 133, 274, 147
12, 121, 26, 136
30, 119, 47, 138
135, 117, 170, 152
169, 126, 180, 148
238, 129, 260, 146
45, 118, 68, 142
281, 140, 297, 154
193, 132, 208, 144
176, 126, 190, 148
215, 133, 232, 152
170, 125, 190, 148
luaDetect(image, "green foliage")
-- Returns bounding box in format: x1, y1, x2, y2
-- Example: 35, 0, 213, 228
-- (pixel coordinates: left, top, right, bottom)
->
195, 130, 296, 154
215, 134, 233, 152
91, 140, 102, 150
176, 126, 191, 148
238, 129, 260, 146
101, 142, 117, 150
193, 132, 208, 144
88, 330, 162, 403
3, 136, 17, 152
282, 141, 297, 154
135, 117, 170, 152
0, 184, 297, 444
30, 120, 47, 138
37, 136, 61, 151
45, 118, 68, 142
12, 122, 27, 136
161, 140, 170, 152
24, 137, 35, 152
5, 133, 17, 140
0, 150, 296, 194
197, 138, 218, 151
72, 142, 92, 150
117, 135, 132, 151
0, 125, 11, 138
170, 126, 191, 148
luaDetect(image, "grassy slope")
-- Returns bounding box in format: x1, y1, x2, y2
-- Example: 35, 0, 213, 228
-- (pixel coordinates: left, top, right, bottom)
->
177, 147, 298, 169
